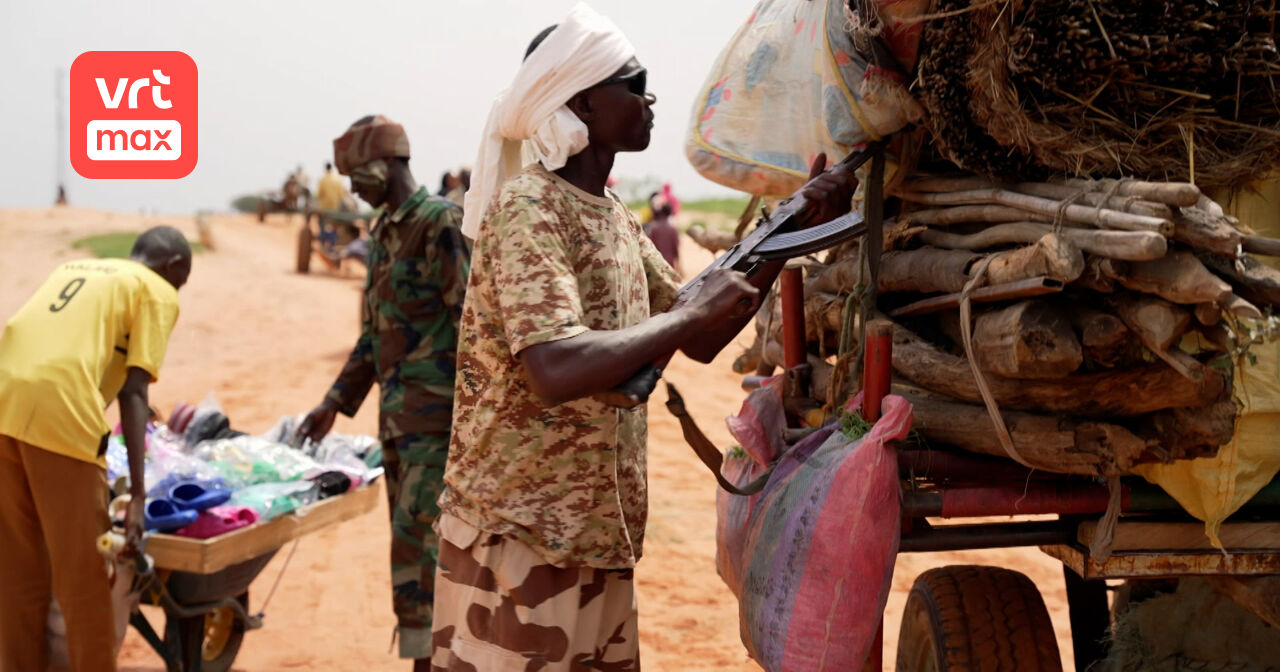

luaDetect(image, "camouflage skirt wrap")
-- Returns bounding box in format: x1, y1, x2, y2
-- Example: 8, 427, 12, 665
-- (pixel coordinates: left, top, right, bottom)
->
430, 514, 640, 672
383, 431, 450, 659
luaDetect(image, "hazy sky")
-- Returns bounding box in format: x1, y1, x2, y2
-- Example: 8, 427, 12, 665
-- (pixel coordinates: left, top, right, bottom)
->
0, 1, 748, 214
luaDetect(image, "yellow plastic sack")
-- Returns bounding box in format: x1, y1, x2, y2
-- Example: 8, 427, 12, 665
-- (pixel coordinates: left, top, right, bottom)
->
1134, 338, 1280, 548
1208, 175, 1280, 270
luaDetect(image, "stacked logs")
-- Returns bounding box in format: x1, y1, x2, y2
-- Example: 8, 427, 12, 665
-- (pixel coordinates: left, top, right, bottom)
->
724, 175, 1280, 478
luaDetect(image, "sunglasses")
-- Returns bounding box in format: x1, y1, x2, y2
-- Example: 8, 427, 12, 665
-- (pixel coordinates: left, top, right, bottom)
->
594, 68, 647, 97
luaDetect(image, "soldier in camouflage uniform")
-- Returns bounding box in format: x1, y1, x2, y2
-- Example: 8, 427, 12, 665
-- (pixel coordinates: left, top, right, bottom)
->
430, 9, 858, 671
297, 115, 469, 668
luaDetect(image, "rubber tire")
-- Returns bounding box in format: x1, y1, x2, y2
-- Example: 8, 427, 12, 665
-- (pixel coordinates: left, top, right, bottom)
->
175, 591, 247, 672
296, 220, 313, 274
896, 565, 1062, 672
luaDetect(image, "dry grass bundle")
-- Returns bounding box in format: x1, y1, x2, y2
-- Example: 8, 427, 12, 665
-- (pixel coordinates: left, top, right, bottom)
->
917, 0, 1280, 189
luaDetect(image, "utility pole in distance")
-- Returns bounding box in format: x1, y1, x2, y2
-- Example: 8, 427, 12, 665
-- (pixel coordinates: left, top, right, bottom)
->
55, 68, 68, 205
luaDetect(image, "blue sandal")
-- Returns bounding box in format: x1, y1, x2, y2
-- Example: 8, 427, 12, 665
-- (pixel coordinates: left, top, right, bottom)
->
144, 499, 199, 532
169, 481, 232, 511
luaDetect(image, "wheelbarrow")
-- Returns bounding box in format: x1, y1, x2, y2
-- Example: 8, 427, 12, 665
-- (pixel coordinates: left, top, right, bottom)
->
129, 549, 275, 672
125, 481, 382, 672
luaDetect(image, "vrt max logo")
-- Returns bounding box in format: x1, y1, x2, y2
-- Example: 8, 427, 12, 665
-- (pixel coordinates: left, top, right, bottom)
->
71, 51, 197, 179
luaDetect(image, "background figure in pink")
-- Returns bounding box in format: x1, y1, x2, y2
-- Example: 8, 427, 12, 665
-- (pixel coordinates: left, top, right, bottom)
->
660, 181, 680, 216
646, 192, 681, 277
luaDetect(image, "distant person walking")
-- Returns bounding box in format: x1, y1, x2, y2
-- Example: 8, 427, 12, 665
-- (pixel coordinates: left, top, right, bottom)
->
0, 227, 191, 672
315, 162, 349, 212
437, 170, 459, 199
660, 181, 680, 215
281, 166, 307, 211
445, 168, 469, 207
646, 193, 681, 276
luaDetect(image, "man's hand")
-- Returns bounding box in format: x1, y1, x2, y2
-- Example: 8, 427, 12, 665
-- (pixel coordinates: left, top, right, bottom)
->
123, 494, 145, 557
684, 269, 761, 329
295, 399, 340, 447
793, 152, 860, 228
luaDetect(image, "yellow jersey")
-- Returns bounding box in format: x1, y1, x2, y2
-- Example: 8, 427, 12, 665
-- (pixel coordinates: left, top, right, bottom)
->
0, 258, 180, 464
315, 170, 348, 212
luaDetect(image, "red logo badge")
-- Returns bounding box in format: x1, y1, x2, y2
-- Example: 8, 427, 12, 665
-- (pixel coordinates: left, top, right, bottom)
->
70, 51, 198, 179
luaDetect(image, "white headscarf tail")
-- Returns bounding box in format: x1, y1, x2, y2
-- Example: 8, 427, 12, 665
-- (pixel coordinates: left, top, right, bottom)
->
461, 2, 635, 240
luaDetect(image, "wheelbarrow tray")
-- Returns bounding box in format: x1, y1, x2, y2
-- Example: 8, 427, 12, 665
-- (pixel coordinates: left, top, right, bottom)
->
146, 481, 382, 575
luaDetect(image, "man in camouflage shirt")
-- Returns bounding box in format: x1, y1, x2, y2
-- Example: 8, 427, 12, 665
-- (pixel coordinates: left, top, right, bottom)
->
430, 9, 858, 671
297, 115, 469, 668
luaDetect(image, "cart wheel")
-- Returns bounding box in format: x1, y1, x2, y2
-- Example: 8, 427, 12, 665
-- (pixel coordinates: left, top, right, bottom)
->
199, 591, 247, 672
296, 220, 313, 274
175, 591, 248, 672
896, 565, 1062, 672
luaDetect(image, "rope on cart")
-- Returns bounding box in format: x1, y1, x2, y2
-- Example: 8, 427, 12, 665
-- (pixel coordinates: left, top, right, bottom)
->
957, 255, 1033, 469
257, 539, 301, 616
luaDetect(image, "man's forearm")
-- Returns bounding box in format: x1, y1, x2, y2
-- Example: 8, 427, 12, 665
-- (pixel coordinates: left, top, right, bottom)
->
326, 335, 376, 414
520, 307, 706, 406
119, 389, 149, 497
680, 259, 785, 363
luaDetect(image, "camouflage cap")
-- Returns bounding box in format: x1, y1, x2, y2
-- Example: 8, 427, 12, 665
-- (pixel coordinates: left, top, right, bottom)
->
333, 115, 411, 175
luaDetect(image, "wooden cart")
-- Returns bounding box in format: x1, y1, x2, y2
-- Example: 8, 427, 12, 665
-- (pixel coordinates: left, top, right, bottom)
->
295, 209, 373, 274
838, 321, 1280, 671
889, 454, 1280, 671
128, 482, 381, 672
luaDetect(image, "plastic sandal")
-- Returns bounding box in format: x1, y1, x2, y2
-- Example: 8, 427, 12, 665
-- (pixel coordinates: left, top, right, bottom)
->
169, 402, 196, 435
173, 506, 260, 539
144, 499, 199, 532
313, 471, 352, 499
168, 481, 232, 511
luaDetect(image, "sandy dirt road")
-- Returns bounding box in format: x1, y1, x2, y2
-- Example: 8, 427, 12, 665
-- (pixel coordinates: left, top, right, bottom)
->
0, 207, 1075, 670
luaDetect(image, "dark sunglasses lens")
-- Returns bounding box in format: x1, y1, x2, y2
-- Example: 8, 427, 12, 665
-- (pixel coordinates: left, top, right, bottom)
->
629, 71, 646, 96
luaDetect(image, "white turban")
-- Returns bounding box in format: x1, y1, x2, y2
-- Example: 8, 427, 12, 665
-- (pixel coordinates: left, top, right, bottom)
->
461, 2, 636, 240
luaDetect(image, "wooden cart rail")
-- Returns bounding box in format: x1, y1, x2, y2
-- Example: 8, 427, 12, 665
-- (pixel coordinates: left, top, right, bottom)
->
1041, 541, 1280, 580
146, 481, 382, 574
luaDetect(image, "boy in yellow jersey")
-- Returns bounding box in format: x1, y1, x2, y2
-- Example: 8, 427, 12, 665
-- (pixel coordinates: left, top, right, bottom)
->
0, 226, 191, 672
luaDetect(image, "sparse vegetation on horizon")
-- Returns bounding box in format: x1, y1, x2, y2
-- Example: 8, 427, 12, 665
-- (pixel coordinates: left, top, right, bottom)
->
682, 197, 753, 218
72, 232, 205, 259
625, 196, 752, 218
230, 195, 261, 213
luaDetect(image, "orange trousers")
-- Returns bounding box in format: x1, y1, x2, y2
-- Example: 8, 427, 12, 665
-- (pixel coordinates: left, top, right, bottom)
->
0, 435, 116, 672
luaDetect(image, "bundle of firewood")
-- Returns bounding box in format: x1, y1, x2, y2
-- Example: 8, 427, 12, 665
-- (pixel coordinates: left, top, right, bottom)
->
722, 174, 1280, 478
